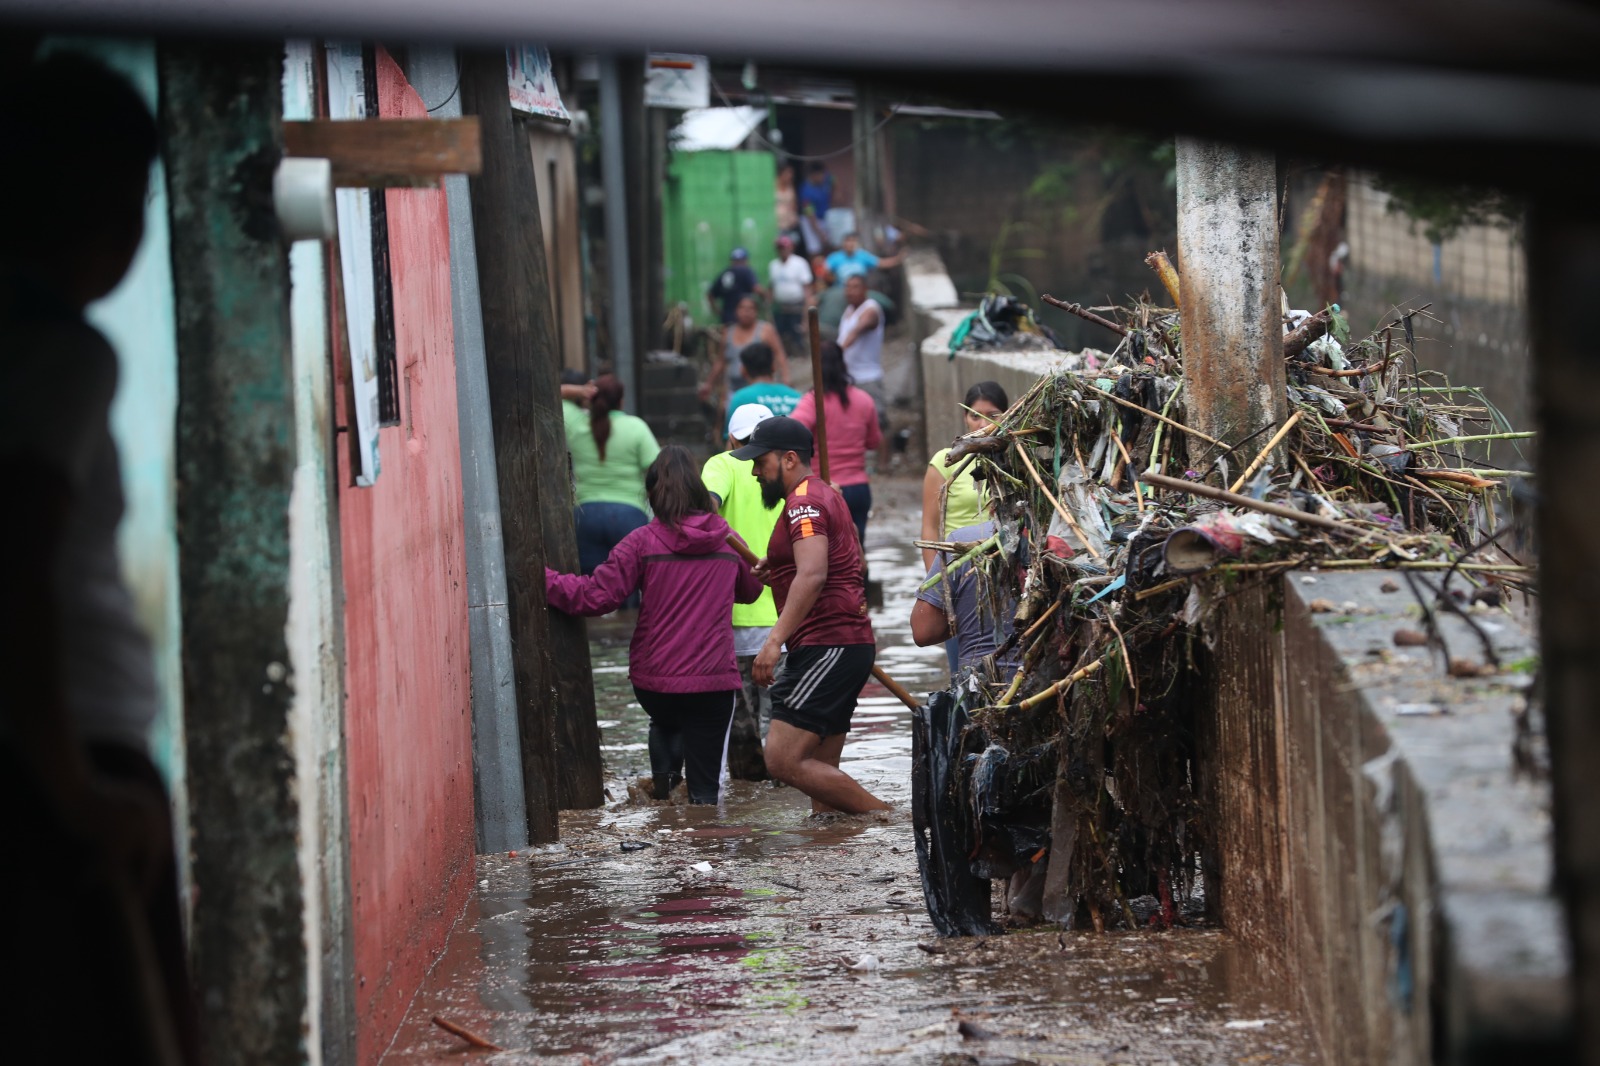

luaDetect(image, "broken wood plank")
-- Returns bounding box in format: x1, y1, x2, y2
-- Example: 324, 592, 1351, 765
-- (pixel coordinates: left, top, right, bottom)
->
283, 117, 481, 186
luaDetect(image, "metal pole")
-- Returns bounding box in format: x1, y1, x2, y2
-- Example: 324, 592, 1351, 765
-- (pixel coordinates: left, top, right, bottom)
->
598, 54, 637, 410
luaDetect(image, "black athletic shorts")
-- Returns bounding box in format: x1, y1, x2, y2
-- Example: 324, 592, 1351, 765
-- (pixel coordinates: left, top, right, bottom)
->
769, 643, 876, 738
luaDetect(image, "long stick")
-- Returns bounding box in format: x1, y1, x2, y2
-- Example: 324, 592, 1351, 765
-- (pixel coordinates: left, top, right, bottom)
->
722, 531, 918, 709
432, 1016, 502, 1051
807, 305, 830, 482
1227, 409, 1303, 493
870, 667, 921, 711
1013, 443, 1106, 562
1040, 294, 1128, 337
1014, 655, 1107, 712
1138, 472, 1374, 538
1082, 383, 1225, 448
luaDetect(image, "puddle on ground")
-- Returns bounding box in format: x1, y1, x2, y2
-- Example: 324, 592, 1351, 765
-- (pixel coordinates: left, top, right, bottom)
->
382, 479, 1317, 1064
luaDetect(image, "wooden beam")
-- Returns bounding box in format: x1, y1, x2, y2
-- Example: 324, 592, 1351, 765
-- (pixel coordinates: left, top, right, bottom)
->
283, 117, 481, 187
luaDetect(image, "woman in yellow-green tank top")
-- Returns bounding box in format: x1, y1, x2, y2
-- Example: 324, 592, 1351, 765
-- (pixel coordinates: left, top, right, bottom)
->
919, 381, 1010, 674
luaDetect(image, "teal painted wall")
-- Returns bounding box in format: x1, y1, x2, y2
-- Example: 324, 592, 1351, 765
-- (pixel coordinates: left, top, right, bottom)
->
662, 149, 777, 317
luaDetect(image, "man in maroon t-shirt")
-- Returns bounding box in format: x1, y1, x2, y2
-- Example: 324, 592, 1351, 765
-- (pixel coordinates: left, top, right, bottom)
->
733, 416, 889, 814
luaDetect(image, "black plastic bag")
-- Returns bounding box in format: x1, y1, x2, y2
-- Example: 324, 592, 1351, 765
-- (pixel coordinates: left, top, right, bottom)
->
912, 690, 1000, 937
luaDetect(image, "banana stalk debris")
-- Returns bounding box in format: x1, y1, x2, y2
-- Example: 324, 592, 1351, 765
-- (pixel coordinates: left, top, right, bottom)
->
914, 256, 1534, 936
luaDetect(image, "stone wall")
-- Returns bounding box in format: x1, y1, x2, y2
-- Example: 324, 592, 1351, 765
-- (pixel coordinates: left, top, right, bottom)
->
1343, 176, 1532, 440
1202, 571, 1567, 1065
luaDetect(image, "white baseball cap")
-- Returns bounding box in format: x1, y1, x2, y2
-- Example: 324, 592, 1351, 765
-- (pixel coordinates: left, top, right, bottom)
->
728, 403, 775, 442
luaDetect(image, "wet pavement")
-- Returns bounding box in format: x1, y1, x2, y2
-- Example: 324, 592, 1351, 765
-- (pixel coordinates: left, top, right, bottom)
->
383, 478, 1317, 1064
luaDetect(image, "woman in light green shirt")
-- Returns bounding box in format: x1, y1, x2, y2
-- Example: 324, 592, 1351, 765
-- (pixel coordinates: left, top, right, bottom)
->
920, 381, 1009, 675
921, 381, 1009, 569
566, 374, 661, 574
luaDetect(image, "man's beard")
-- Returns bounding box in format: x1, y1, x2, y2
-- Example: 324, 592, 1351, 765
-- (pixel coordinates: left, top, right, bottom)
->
759, 473, 788, 509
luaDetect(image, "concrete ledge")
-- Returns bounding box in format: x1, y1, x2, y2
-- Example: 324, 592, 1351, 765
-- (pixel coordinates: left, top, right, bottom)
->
920, 335, 1103, 453
1203, 570, 1566, 1065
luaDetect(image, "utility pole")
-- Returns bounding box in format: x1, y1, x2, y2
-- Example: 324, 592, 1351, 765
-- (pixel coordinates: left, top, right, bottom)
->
1175, 140, 1286, 477
597, 54, 638, 407
853, 82, 885, 230
161, 41, 306, 1062
460, 50, 603, 841
410, 47, 529, 851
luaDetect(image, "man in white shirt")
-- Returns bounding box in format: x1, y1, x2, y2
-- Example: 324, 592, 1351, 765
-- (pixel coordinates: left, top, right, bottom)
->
837, 274, 891, 467
767, 235, 814, 361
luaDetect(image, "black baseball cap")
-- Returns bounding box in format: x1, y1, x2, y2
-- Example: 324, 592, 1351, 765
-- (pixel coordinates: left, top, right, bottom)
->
731, 415, 815, 461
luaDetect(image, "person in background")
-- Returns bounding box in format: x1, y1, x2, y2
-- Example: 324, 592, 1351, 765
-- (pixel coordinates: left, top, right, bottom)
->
725, 342, 801, 436
547, 446, 763, 804
767, 235, 814, 358
920, 381, 1010, 674
792, 341, 880, 548
2, 52, 199, 1064
700, 295, 789, 411
837, 274, 892, 470
565, 373, 660, 578
559, 367, 594, 409
774, 163, 800, 244
797, 162, 834, 257
825, 231, 904, 287
911, 515, 1023, 683
734, 417, 888, 814
707, 246, 763, 326
703, 403, 782, 779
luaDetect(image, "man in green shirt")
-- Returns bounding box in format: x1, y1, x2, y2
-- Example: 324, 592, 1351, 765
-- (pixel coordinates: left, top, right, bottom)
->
702, 403, 782, 778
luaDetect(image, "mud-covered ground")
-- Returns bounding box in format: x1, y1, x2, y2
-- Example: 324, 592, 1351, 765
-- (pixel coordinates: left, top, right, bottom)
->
383, 479, 1317, 1064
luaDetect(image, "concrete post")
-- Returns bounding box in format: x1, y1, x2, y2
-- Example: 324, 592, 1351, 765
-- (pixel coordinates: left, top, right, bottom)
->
1175, 140, 1286, 474
160, 41, 307, 1063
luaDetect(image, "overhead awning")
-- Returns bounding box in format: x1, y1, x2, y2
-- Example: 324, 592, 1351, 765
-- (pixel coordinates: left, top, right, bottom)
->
670, 105, 764, 152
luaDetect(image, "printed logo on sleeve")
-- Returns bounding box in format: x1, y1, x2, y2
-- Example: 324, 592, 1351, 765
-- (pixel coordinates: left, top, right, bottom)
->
787, 503, 822, 538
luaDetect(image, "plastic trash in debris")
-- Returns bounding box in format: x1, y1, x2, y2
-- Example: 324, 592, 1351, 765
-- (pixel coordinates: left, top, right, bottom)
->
1224, 1019, 1271, 1030
843, 954, 881, 972
620, 840, 653, 852
690, 861, 713, 873
1163, 510, 1278, 573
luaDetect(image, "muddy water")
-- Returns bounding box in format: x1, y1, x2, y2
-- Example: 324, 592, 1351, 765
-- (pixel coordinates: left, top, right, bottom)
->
382, 479, 1316, 1065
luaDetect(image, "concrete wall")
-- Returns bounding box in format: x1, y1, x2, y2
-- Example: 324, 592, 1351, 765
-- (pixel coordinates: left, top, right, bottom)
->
892, 122, 1176, 352
920, 314, 1100, 456
339, 49, 475, 1064
1343, 175, 1531, 438
1201, 571, 1568, 1064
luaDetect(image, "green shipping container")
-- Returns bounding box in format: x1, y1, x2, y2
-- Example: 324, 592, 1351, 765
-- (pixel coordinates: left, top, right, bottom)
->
662, 149, 777, 325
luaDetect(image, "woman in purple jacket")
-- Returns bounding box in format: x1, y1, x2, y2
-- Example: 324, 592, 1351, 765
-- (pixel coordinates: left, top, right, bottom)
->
547, 445, 765, 804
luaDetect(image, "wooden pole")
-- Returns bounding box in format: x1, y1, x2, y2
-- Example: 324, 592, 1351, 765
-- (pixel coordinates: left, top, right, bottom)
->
460, 51, 602, 840
807, 305, 830, 481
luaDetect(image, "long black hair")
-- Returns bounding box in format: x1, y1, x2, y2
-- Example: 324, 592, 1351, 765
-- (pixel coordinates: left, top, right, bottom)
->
645, 445, 716, 529
963, 380, 1010, 412
819, 340, 852, 407
589, 374, 625, 460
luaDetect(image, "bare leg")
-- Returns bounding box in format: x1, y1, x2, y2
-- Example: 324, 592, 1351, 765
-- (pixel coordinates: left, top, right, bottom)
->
807, 734, 849, 814
765, 721, 889, 814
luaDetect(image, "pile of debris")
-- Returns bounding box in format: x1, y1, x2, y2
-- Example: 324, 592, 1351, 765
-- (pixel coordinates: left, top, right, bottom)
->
912, 253, 1534, 937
